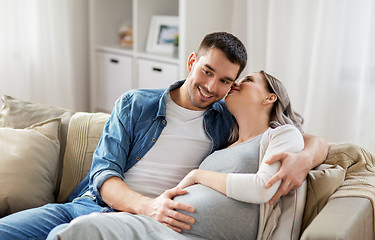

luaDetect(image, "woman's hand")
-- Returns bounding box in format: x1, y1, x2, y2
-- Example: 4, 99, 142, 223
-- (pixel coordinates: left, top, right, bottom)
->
177, 169, 198, 189
177, 169, 228, 195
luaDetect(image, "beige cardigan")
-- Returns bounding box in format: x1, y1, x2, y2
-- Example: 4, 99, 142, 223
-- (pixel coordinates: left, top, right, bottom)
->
254, 127, 307, 240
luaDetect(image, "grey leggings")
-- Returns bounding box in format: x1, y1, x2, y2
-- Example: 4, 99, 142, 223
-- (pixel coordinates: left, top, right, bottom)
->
56, 212, 192, 240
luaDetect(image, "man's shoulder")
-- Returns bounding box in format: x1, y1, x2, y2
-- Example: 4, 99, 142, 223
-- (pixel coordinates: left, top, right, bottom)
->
119, 88, 165, 106
212, 100, 232, 117
110, 88, 166, 120
125, 88, 165, 99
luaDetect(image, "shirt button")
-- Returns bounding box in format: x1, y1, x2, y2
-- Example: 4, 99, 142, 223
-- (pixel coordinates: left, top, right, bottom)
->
162, 120, 166, 124
152, 138, 156, 142
136, 157, 140, 161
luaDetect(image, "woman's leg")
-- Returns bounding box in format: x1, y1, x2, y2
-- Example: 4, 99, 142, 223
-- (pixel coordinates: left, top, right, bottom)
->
46, 224, 70, 240
57, 212, 190, 240
0, 197, 103, 240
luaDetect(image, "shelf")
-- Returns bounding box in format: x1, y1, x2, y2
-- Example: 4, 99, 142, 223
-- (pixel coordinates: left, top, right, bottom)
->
137, 52, 179, 65
95, 45, 179, 65
95, 45, 133, 56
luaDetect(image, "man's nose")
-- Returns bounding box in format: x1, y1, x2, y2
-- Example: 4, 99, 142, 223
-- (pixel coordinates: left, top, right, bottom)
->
206, 78, 219, 93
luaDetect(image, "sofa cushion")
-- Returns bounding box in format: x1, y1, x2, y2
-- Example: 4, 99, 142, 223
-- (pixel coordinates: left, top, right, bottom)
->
0, 118, 61, 217
301, 163, 345, 232
0, 95, 75, 198
57, 112, 110, 203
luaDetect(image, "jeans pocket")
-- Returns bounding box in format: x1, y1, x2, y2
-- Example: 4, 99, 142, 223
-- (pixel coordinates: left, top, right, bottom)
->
72, 193, 96, 203
99, 207, 116, 213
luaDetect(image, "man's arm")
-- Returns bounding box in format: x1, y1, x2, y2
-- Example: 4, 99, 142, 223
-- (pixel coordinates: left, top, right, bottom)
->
99, 176, 195, 233
265, 134, 329, 205
89, 95, 195, 233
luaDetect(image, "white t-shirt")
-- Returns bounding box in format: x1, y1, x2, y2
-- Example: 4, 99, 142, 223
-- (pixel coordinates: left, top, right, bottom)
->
123, 94, 211, 197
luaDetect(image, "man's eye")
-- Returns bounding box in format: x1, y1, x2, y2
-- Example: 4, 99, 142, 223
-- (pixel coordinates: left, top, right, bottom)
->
203, 69, 212, 76
221, 79, 230, 84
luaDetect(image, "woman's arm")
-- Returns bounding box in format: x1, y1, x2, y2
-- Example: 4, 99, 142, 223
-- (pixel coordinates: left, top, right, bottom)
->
177, 169, 227, 194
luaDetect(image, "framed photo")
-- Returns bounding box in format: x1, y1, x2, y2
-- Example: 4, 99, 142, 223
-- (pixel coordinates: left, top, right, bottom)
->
146, 15, 179, 55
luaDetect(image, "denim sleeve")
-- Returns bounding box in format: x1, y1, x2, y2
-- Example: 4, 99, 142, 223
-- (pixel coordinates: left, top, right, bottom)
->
89, 95, 132, 205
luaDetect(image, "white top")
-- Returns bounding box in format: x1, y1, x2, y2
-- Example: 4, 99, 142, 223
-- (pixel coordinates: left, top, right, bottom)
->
226, 124, 304, 203
123, 94, 211, 197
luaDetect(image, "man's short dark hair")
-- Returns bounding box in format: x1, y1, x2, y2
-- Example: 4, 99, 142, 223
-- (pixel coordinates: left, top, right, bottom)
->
197, 32, 247, 79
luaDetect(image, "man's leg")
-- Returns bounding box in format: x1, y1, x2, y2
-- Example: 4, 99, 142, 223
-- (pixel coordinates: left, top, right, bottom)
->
0, 197, 103, 240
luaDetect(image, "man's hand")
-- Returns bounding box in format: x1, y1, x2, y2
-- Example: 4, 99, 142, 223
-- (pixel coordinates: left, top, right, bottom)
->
264, 134, 329, 205
142, 187, 195, 233
264, 151, 311, 205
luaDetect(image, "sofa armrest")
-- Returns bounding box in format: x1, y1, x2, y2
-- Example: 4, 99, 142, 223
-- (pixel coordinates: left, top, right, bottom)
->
301, 197, 373, 240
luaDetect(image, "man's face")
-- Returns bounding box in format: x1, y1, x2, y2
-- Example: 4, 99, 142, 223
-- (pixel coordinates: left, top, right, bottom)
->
185, 48, 240, 110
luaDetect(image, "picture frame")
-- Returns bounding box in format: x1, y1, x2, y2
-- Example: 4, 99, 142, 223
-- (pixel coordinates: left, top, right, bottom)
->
146, 15, 179, 55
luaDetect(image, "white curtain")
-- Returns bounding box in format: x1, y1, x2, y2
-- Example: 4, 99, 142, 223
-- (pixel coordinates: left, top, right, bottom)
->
0, 0, 89, 111
232, 0, 375, 153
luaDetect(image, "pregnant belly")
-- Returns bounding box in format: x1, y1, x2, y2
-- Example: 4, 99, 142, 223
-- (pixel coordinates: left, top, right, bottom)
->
173, 184, 259, 240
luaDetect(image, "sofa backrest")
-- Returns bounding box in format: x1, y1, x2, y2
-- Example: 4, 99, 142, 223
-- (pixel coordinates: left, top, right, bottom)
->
56, 112, 110, 203
0, 95, 75, 198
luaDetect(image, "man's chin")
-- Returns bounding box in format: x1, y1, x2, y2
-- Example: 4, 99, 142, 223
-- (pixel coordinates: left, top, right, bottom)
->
188, 92, 216, 110
191, 99, 214, 110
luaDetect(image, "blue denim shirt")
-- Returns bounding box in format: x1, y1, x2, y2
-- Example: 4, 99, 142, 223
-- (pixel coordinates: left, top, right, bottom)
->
69, 80, 234, 205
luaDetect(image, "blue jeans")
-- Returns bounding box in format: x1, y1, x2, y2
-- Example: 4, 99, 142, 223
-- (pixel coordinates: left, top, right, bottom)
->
0, 196, 110, 240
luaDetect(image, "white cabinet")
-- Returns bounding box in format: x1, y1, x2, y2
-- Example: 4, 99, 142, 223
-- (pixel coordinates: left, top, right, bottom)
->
95, 52, 132, 112
89, 0, 234, 111
138, 59, 178, 89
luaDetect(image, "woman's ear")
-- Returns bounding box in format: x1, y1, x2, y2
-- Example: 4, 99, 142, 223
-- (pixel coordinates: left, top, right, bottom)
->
269, 93, 277, 103
264, 93, 277, 104
187, 52, 197, 72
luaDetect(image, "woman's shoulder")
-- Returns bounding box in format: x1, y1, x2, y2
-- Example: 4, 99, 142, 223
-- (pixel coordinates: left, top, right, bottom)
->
264, 124, 301, 137
261, 124, 304, 150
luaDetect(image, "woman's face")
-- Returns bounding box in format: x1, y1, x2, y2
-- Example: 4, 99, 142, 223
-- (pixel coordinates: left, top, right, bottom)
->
225, 72, 271, 110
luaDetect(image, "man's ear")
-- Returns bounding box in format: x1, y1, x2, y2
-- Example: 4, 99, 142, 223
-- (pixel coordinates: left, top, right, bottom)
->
187, 52, 197, 72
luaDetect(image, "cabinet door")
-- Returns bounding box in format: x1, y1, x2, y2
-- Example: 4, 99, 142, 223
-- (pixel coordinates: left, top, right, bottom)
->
96, 51, 132, 112
137, 59, 178, 89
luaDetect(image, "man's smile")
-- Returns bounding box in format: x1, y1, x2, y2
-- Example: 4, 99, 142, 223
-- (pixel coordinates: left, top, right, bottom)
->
198, 86, 214, 99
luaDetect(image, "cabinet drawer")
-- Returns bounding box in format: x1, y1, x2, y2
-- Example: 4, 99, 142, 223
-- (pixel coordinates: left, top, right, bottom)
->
96, 51, 132, 112
137, 59, 178, 89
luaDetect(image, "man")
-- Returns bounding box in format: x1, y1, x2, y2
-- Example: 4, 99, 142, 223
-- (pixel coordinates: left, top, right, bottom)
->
0, 32, 328, 240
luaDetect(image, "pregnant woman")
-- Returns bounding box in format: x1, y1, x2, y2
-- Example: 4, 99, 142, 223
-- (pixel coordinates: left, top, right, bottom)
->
54, 71, 306, 240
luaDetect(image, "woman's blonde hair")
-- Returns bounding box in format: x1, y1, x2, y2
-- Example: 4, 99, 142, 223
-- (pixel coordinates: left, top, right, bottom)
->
227, 70, 304, 145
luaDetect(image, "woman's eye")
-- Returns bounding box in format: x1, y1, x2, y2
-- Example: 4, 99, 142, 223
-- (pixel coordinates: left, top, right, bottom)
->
243, 77, 253, 83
